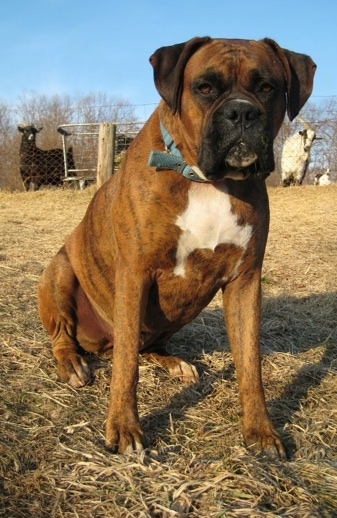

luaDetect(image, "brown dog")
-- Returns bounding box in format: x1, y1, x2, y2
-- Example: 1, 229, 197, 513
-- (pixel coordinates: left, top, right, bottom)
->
38, 37, 316, 458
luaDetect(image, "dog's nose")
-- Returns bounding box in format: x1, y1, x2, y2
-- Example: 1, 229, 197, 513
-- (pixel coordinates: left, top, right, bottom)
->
223, 100, 259, 128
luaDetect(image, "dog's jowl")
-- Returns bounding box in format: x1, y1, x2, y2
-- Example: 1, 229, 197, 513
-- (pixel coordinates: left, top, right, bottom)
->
38, 37, 316, 458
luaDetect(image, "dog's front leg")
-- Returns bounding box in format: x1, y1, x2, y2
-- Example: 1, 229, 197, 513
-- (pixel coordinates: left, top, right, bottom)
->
222, 271, 286, 460
105, 266, 149, 454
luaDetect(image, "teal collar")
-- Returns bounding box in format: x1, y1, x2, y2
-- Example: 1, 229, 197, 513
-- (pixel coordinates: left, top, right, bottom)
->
148, 122, 208, 182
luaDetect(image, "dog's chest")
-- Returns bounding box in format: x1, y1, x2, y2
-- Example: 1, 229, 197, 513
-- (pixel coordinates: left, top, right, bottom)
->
173, 184, 252, 277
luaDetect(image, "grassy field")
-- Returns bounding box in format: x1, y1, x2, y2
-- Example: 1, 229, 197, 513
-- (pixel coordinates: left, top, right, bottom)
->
0, 185, 336, 517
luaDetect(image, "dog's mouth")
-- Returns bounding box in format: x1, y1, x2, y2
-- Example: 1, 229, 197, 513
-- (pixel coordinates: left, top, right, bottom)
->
200, 140, 272, 182
223, 142, 259, 180
225, 142, 258, 170
208, 142, 262, 181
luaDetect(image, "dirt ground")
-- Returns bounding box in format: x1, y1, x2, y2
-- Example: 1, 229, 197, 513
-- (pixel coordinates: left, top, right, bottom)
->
0, 185, 336, 517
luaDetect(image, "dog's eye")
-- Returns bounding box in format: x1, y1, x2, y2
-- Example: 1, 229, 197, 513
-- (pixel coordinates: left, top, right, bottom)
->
260, 83, 274, 93
198, 83, 213, 95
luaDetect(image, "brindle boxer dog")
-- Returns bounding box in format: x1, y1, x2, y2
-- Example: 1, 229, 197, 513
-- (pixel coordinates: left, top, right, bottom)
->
38, 37, 316, 458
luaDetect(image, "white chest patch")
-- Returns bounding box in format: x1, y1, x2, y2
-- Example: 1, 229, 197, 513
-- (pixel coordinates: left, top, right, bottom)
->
174, 184, 252, 276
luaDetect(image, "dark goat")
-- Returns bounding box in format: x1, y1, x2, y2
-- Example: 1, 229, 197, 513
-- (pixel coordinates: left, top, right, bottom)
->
18, 123, 75, 190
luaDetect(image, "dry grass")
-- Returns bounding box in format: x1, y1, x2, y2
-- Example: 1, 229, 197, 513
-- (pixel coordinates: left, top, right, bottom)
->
0, 185, 336, 517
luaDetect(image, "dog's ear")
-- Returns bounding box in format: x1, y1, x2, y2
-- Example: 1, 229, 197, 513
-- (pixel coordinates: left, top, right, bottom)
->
281, 47, 317, 121
149, 36, 211, 114
262, 38, 316, 121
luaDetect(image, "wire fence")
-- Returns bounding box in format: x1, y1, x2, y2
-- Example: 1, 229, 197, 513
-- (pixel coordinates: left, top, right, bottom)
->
0, 116, 336, 191
59, 122, 143, 189
4, 121, 144, 191
57, 123, 100, 189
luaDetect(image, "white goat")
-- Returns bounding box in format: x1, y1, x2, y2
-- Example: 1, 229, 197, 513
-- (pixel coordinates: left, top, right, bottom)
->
314, 168, 332, 186
281, 118, 316, 186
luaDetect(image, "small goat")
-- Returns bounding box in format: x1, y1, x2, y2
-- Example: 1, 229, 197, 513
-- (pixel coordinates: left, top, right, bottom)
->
281, 118, 316, 186
314, 168, 332, 186
18, 123, 75, 191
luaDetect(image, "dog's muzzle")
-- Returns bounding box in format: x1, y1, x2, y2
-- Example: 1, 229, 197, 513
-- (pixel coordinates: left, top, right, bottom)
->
199, 99, 274, 181
223, 100, 259, 168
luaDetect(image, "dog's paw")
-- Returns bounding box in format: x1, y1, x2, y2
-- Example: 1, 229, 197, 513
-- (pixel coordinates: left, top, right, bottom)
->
244, 429, 287, 461
167, 359, 199, 384
105, 422, 145, 454
142, 351, 199, 384
57, 354, 91, 388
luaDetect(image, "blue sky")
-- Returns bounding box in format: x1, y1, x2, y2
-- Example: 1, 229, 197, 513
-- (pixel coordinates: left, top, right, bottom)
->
0, 0, 335, 120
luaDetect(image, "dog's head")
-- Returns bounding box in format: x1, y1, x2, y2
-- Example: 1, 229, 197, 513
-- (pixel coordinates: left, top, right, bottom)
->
150, 37, 316, 181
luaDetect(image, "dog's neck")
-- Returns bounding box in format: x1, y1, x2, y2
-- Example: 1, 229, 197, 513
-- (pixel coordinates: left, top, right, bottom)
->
148, 122, 209, 183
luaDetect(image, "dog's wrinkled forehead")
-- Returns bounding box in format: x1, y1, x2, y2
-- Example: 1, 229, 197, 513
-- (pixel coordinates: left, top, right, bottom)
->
185, 39, 284, 82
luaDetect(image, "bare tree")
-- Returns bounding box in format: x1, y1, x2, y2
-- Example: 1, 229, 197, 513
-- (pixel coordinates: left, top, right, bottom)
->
310, 98, 337, 178
0, 101, 21, 190
16, 92, 76, 148
75, 92, 137, 124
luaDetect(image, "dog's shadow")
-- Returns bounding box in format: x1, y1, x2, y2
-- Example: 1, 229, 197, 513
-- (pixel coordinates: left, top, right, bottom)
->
138, 291, 337, 455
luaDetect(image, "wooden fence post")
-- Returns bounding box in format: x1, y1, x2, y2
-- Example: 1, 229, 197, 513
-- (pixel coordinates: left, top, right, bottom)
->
96, 123, 116, 188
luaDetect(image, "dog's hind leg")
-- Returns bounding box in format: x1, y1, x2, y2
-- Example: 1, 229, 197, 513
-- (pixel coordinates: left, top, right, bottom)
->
38, 245, 91, 388
142, 347, 199, 384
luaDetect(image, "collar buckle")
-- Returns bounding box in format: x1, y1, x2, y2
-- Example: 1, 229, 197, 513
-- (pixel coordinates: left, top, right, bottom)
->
148, 122, 208, 183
